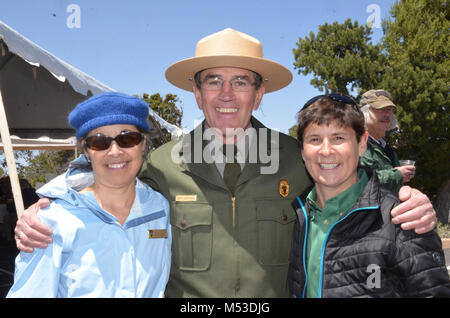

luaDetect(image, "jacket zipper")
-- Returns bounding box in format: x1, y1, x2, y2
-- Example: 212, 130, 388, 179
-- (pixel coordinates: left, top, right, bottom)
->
232, 196, 236, 229
231, 196, 239, 294
317, 206, 379, 298
296, 197, 309, 298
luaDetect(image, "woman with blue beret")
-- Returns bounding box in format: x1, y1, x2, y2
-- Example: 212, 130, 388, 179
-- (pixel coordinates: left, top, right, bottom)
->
7, 92, 171, 297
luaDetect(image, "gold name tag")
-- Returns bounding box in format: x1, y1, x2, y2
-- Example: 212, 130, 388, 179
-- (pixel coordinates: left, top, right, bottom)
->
175, 195, 197, 202
148, 229, 168, 239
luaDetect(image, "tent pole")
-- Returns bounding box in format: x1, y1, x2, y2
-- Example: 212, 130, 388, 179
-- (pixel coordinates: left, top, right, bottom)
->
0, 89, 24, 218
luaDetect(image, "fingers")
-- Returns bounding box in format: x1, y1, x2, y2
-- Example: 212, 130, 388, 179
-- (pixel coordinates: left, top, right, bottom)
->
14, 203, 53, 252
391, 187, 437, 233
398, 211, 437, 234
392, 203, 436, 234
397, 166, 416, 183
15, 215, 53, 250
393, 188, 428, 217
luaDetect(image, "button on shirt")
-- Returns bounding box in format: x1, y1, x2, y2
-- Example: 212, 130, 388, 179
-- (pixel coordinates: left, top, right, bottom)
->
306, 169, 368, 298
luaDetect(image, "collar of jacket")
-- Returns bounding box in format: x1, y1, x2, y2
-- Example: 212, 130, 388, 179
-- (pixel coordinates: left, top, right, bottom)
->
176, 116, 284, 190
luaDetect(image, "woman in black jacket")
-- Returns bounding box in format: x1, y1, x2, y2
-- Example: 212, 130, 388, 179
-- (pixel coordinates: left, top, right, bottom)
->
288, 94, 450, 298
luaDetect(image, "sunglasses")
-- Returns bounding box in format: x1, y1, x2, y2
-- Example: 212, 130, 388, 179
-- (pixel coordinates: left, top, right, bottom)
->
302, 94, 360, 112
84, 131, 144, 151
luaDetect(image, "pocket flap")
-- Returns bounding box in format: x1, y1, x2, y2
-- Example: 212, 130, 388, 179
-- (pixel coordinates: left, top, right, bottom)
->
171, 202, 213, 230
255, 199, 296, 224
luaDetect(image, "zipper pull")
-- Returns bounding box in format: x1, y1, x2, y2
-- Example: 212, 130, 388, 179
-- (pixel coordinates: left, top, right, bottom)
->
232, 197, 236, 229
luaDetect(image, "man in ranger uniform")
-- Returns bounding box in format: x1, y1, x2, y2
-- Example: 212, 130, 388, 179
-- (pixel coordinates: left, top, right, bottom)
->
15, 28, 438, 298
140, 29, 437, 297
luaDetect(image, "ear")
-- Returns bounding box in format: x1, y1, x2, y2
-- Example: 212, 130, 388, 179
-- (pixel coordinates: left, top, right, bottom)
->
253, 84, 265, 111
359, 131, 369, 157
83, 150, 90, 162
193, 84, 204, 111
140, 134, 147, 152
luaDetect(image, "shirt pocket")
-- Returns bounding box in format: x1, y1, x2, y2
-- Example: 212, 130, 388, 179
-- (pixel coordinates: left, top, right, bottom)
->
170, 202, 213, 271
255, 199, 296, 266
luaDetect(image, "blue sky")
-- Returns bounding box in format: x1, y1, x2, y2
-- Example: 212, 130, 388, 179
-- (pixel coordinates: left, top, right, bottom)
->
1, 0, 396, 133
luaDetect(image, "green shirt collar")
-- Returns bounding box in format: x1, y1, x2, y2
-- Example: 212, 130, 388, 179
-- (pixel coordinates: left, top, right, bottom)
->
307, 169, 369, 221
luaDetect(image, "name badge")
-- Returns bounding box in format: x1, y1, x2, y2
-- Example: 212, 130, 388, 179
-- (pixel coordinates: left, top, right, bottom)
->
175, 195, 197, 202
148, 229, 168, 239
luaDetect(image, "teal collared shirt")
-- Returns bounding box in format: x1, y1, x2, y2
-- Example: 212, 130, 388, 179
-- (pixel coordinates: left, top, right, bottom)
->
306, 169, 368, 298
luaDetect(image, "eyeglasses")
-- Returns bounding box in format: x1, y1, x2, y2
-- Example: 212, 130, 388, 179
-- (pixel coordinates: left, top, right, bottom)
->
84, 131, 143, 151
201, 76, 255, 92
302, 94, 360, 112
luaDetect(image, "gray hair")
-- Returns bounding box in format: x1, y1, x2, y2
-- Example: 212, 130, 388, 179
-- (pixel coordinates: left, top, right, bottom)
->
360, 104, 399, 131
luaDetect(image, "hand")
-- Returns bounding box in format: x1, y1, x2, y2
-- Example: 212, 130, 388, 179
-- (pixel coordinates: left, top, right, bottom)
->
15, 198, 53, 252
395, 165, 416, 183
391, 186, 437, 234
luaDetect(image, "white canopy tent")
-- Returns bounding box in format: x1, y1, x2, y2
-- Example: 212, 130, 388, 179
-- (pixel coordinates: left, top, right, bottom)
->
0, 20, 182, 217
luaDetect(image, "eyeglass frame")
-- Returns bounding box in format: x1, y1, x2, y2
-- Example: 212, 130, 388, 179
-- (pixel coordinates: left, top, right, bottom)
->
199, 74, 257, 92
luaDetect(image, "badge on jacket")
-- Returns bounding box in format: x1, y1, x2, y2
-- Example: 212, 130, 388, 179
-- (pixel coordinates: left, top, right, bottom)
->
148, 229, 168, 239
279, 179, 289, 198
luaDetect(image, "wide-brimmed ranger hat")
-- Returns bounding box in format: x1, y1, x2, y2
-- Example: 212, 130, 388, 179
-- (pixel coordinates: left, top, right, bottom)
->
165, 28, 293, 93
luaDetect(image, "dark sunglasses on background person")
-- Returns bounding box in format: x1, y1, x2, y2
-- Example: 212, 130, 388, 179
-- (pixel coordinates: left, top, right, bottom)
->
84, 131, 144, 151
302, 94, 360, 112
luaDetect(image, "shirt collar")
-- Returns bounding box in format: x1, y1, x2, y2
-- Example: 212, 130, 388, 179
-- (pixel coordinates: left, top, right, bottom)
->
307, 169, 369, 219
369, 135, 387, 148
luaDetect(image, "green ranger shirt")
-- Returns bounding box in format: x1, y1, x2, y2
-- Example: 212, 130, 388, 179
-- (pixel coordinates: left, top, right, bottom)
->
139, 117, 311, 297
305, 169, 369, 298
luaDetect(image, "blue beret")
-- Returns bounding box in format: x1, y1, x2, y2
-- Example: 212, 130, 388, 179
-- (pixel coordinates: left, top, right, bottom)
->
69, 92, 150, 138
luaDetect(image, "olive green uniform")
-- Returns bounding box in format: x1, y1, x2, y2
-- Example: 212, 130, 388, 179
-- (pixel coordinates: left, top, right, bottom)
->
139, 117, 311, 297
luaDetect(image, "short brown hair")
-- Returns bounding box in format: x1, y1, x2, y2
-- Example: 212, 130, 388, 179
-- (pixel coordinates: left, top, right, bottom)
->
296, 96, 366, 149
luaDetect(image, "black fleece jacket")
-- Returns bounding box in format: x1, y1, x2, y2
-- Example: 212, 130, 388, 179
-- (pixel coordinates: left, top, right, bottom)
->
288, 169, 450, 298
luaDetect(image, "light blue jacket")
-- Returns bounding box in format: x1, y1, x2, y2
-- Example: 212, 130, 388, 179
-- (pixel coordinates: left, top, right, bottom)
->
7, 155, 171, 298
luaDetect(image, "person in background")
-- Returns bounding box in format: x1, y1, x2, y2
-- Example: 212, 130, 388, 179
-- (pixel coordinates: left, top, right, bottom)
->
359, 89, 415, 193
7, 92, 171, 297
288, 94, 450, 298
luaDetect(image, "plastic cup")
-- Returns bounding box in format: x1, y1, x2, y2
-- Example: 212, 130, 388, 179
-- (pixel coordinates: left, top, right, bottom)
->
399, 160, 415, 166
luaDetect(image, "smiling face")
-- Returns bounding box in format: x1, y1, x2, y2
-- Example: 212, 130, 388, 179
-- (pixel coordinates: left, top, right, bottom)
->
83, 124, 146, 190
301, 121, 368, 202
366, 106, 394, 140
193, 67, 265, 143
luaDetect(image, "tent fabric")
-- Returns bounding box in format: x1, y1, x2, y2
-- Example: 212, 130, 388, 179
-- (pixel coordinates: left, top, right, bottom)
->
0, 20, 183, 148
0, 20, 113, 96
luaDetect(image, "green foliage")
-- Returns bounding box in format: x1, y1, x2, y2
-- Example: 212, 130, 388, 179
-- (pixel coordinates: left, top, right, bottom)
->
288, 125, 298, 139
138, 93, 183, 149
18, 150, 75, 188
292, 0, 449, 199
437, 221, 450, 239
141, 93, 183, 127
380, 0, 450, 199
293, 19, 387, 96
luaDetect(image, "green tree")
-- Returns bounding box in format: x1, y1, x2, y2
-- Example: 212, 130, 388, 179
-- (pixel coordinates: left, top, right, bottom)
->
380, 0, 449, 199
288, 125, 298, 139
293, 19, 386, 96
18, 150, 75, 188
138, 93, 183, 148
292, 0, 449, 200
